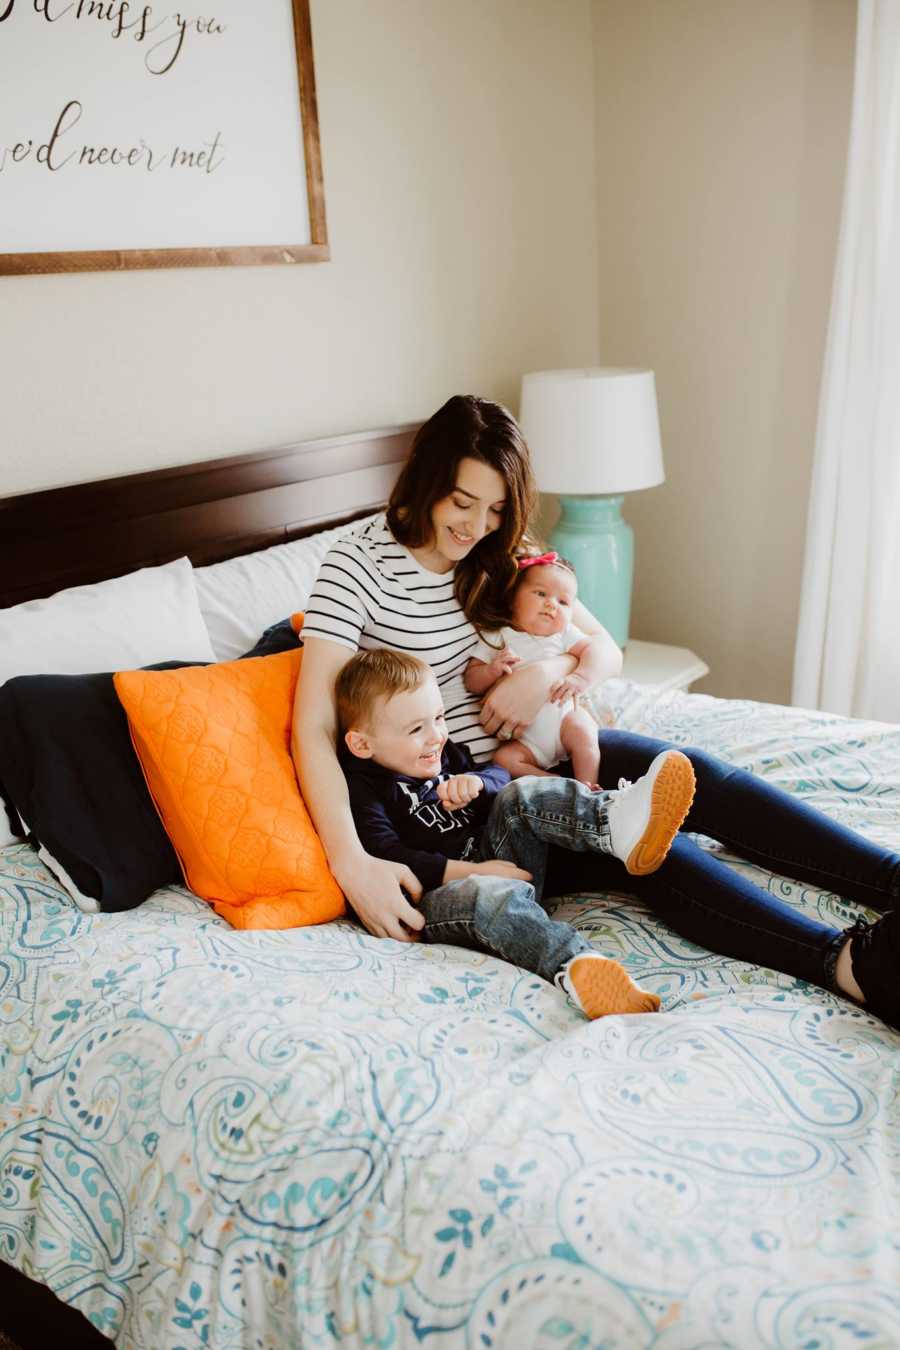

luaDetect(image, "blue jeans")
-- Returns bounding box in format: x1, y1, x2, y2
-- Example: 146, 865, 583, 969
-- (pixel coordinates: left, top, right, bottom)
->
419, 777, 615, 983
541, 730, 900, 990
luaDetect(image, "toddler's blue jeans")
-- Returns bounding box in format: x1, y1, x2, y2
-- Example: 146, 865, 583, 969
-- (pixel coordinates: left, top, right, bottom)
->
419, 775, 615, 982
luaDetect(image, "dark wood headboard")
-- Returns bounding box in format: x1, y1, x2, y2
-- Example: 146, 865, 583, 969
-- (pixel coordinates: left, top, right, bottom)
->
0, 423, 419, 609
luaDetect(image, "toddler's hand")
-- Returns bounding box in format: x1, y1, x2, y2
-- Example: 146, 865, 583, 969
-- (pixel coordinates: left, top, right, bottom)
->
548, 672, 588, 705
437, 773, 484, 810
474, 859, 533, 883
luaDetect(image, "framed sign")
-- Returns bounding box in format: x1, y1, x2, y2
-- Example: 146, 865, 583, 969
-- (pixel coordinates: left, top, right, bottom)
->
0, 0, 327, 274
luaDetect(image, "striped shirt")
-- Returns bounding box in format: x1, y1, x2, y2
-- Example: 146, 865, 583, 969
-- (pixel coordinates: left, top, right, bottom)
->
302, 514, 499, 763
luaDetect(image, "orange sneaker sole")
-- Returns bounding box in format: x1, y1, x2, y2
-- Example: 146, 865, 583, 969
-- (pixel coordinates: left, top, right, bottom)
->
624, 750, 696, 876
567, 954, 661, 1019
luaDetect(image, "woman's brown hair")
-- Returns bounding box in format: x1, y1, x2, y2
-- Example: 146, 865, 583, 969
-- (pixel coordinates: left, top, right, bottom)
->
386, 395, 537, 630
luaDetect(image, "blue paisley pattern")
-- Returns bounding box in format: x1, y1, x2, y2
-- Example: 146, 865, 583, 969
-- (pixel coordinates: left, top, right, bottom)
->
2, 681, 900, 1348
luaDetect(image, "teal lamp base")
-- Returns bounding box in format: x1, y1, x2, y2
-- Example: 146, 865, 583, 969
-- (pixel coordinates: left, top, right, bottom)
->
549, 495, 633, 647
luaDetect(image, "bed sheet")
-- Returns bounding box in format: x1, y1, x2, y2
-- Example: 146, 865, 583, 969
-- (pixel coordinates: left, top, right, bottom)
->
2, 683, 900, 1348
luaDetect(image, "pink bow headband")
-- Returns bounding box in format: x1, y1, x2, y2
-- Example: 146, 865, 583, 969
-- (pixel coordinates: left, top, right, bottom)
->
516, 551, 559, 570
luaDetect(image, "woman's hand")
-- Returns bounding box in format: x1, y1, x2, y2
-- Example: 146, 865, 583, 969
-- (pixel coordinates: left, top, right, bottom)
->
479, 657, 574, 739
333, 849, 425, 942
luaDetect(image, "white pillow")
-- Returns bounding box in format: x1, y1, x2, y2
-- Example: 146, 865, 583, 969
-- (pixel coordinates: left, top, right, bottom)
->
194, 515, 379, 661
0, 556, 217, 848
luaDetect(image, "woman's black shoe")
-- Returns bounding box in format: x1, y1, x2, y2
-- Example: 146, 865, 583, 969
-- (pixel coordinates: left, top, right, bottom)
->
846, 912, 900, 1030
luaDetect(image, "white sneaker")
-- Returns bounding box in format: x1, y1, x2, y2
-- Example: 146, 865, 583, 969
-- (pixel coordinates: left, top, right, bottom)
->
605, 749, 695, 875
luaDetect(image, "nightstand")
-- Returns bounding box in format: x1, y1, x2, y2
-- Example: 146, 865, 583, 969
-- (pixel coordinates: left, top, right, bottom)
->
621, 640, 709, 694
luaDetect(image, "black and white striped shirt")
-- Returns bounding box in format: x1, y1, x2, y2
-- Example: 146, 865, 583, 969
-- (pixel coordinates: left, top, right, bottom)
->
302, 514, 499, 763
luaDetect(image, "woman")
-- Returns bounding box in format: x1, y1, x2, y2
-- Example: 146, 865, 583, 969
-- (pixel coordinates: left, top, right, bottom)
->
292, 395, 899, 1027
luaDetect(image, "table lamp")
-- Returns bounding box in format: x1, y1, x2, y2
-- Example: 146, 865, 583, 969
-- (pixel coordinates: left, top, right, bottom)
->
519, 367, 664, 646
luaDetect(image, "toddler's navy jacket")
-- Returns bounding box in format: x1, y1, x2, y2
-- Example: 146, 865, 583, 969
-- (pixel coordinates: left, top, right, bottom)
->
340, 739, 510, 892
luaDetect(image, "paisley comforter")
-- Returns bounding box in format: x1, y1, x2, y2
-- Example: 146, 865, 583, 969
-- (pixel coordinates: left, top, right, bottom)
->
2, 683, 899, 1348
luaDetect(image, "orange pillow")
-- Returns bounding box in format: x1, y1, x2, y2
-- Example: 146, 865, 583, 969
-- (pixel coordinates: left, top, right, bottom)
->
113, 650, 344, 930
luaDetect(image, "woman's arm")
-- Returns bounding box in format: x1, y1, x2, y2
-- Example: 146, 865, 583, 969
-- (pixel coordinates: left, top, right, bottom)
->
571, 599, 624, 677
291, 637, 425, 941
478, 654, 575, 738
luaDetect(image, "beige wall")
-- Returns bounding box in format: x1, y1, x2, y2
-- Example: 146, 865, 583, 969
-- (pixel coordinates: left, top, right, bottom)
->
0, 0, 599, 496
3, 0, 858, 710
589, 0, 855, 702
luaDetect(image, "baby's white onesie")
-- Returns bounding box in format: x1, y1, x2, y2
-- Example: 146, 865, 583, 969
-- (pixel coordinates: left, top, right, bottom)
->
470, 623, 587, 769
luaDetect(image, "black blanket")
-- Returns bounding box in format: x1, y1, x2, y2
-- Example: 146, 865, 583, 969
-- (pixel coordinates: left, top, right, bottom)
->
0, 614, 303, 912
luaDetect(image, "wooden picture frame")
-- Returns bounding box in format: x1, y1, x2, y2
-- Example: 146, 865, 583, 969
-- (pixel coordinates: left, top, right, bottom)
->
0, 0, 327, 275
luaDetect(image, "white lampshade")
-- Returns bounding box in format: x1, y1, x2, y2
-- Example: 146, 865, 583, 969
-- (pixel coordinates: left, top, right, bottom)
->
519, 367, 664, 495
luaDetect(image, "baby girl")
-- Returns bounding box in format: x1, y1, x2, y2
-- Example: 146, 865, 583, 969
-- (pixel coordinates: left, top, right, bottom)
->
465, 552, 603, 785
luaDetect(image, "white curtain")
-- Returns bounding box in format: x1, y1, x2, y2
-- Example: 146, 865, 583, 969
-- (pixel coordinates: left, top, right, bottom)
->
792, 0, 900, 722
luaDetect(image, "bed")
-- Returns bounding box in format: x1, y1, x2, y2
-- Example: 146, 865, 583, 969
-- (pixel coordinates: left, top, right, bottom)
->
2, 427, 899, 1349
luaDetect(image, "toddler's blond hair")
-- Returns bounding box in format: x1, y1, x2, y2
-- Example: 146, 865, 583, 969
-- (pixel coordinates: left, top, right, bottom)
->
335, 649, 431, 734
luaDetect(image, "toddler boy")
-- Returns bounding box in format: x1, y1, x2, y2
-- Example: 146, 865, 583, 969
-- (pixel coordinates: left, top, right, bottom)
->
336, 650, 695, 1019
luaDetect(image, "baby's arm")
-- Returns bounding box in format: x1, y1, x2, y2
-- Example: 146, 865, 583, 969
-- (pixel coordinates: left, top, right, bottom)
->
548, 637, 604, 705
465, 648, 520, 696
